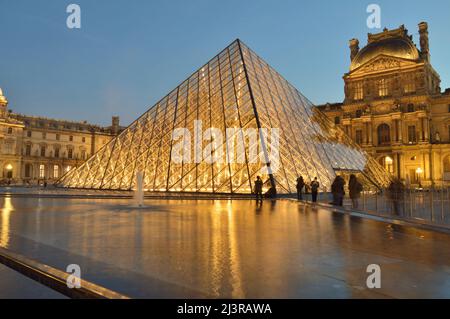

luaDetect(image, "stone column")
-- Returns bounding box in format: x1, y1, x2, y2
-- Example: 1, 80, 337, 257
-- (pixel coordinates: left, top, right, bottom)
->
424, 118, 430, 142
398, 119, 403, 143
365, 122, 369, 144
418, 117, 424, 142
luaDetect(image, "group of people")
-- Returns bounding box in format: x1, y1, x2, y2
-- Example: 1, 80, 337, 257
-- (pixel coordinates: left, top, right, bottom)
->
255, 174, 408, 216
295, 176, 320, 202
296, 174, 363, 208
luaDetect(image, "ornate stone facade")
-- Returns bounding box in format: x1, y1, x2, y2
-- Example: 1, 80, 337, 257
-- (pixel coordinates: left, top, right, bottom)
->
0, 88, 123, 185
318, 23, 450, 187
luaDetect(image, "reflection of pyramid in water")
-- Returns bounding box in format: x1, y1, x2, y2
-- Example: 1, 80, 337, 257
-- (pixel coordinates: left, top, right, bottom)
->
58, 39, 391, 194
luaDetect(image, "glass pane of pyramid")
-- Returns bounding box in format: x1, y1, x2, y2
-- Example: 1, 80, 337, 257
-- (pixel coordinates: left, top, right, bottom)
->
57, 39, 391, 194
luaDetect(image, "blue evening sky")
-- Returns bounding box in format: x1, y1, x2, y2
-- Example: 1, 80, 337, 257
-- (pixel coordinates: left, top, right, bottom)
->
1, 0, 449, 126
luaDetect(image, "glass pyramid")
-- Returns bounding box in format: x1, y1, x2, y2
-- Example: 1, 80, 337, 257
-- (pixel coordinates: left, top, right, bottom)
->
57, 39, 391, 194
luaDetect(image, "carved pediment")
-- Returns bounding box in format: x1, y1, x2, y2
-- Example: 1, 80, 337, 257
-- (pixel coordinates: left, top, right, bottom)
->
350, 55, 418, 76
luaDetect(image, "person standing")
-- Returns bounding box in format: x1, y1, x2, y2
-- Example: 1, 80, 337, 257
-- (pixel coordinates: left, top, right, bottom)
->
296, 176, 305, 200
310, 177, 320, 203
348, 174, 363, 209
254, 176, 263, 202
331, 176, 345, 206
388, 178, 405, 216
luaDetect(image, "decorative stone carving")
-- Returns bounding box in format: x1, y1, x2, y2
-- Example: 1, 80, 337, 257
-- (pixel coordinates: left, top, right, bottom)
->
361, 58, 401, 72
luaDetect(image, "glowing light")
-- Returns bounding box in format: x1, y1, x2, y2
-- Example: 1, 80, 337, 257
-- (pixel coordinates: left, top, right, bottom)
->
5, 164, 12, 171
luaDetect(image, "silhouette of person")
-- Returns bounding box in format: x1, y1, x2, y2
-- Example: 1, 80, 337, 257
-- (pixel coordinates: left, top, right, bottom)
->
310, 177, 320, 203
254, 176, 263, 201
296, 176, 305, 200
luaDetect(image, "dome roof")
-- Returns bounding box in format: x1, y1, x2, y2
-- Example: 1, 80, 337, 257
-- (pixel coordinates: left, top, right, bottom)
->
350, 37, 420, 71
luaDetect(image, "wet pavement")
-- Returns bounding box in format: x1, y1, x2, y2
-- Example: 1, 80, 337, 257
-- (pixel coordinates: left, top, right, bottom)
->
0, 197, 449, 298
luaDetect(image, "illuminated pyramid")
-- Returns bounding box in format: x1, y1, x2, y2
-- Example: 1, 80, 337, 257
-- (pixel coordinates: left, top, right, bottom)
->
58, 40, 391, 193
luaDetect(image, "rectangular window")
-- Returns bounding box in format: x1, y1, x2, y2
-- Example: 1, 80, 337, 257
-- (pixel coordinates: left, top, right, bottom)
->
40, 146, 46, 157
7, 127, 12, 134
53, 165, 59, 179
408, 125, 417, 144
334, 117, 341, 125
69, 136, 73, 142
68, 149, 73, 159
56, 134, 60, 141
404, 74, 416, 94
54, 148, 60, 158
378, 78, 389, 97
82, 137, 86, 143
27, 130, 32, 138
355, 129, 363, 145
25, 144, 31, 156
81, 150, 86, 160
353, 82, 363, 101
39, 164, 45, 178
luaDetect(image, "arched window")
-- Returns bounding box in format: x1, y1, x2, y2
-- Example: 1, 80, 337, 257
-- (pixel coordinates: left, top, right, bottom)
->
377, 124, 391, 145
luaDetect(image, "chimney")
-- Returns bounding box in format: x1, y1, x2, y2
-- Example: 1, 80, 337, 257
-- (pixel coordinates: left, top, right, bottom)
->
418, 22, 430, 62
112, 116, 120, 135
349, 39, 360, 61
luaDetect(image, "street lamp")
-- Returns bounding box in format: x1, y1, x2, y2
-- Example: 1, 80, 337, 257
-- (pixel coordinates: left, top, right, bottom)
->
416, 167, 423, 189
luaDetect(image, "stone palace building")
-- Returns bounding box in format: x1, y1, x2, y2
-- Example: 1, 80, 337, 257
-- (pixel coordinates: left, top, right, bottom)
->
0, 87, 123, 184
318, 22, 450, 187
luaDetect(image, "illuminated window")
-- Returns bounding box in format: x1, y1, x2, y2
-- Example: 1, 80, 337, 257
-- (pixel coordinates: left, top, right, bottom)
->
380, 156, 394, 174
353, 82, 363, 100
53, 165, 59, 179
39, 164, 45, 178
378, 79, 389, 97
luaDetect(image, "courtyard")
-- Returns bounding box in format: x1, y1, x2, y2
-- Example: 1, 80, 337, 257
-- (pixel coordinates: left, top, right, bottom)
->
0, 196, 449, 298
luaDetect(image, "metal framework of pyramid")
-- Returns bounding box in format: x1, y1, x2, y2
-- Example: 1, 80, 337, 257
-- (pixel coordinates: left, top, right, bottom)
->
57, 39, 391, 194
